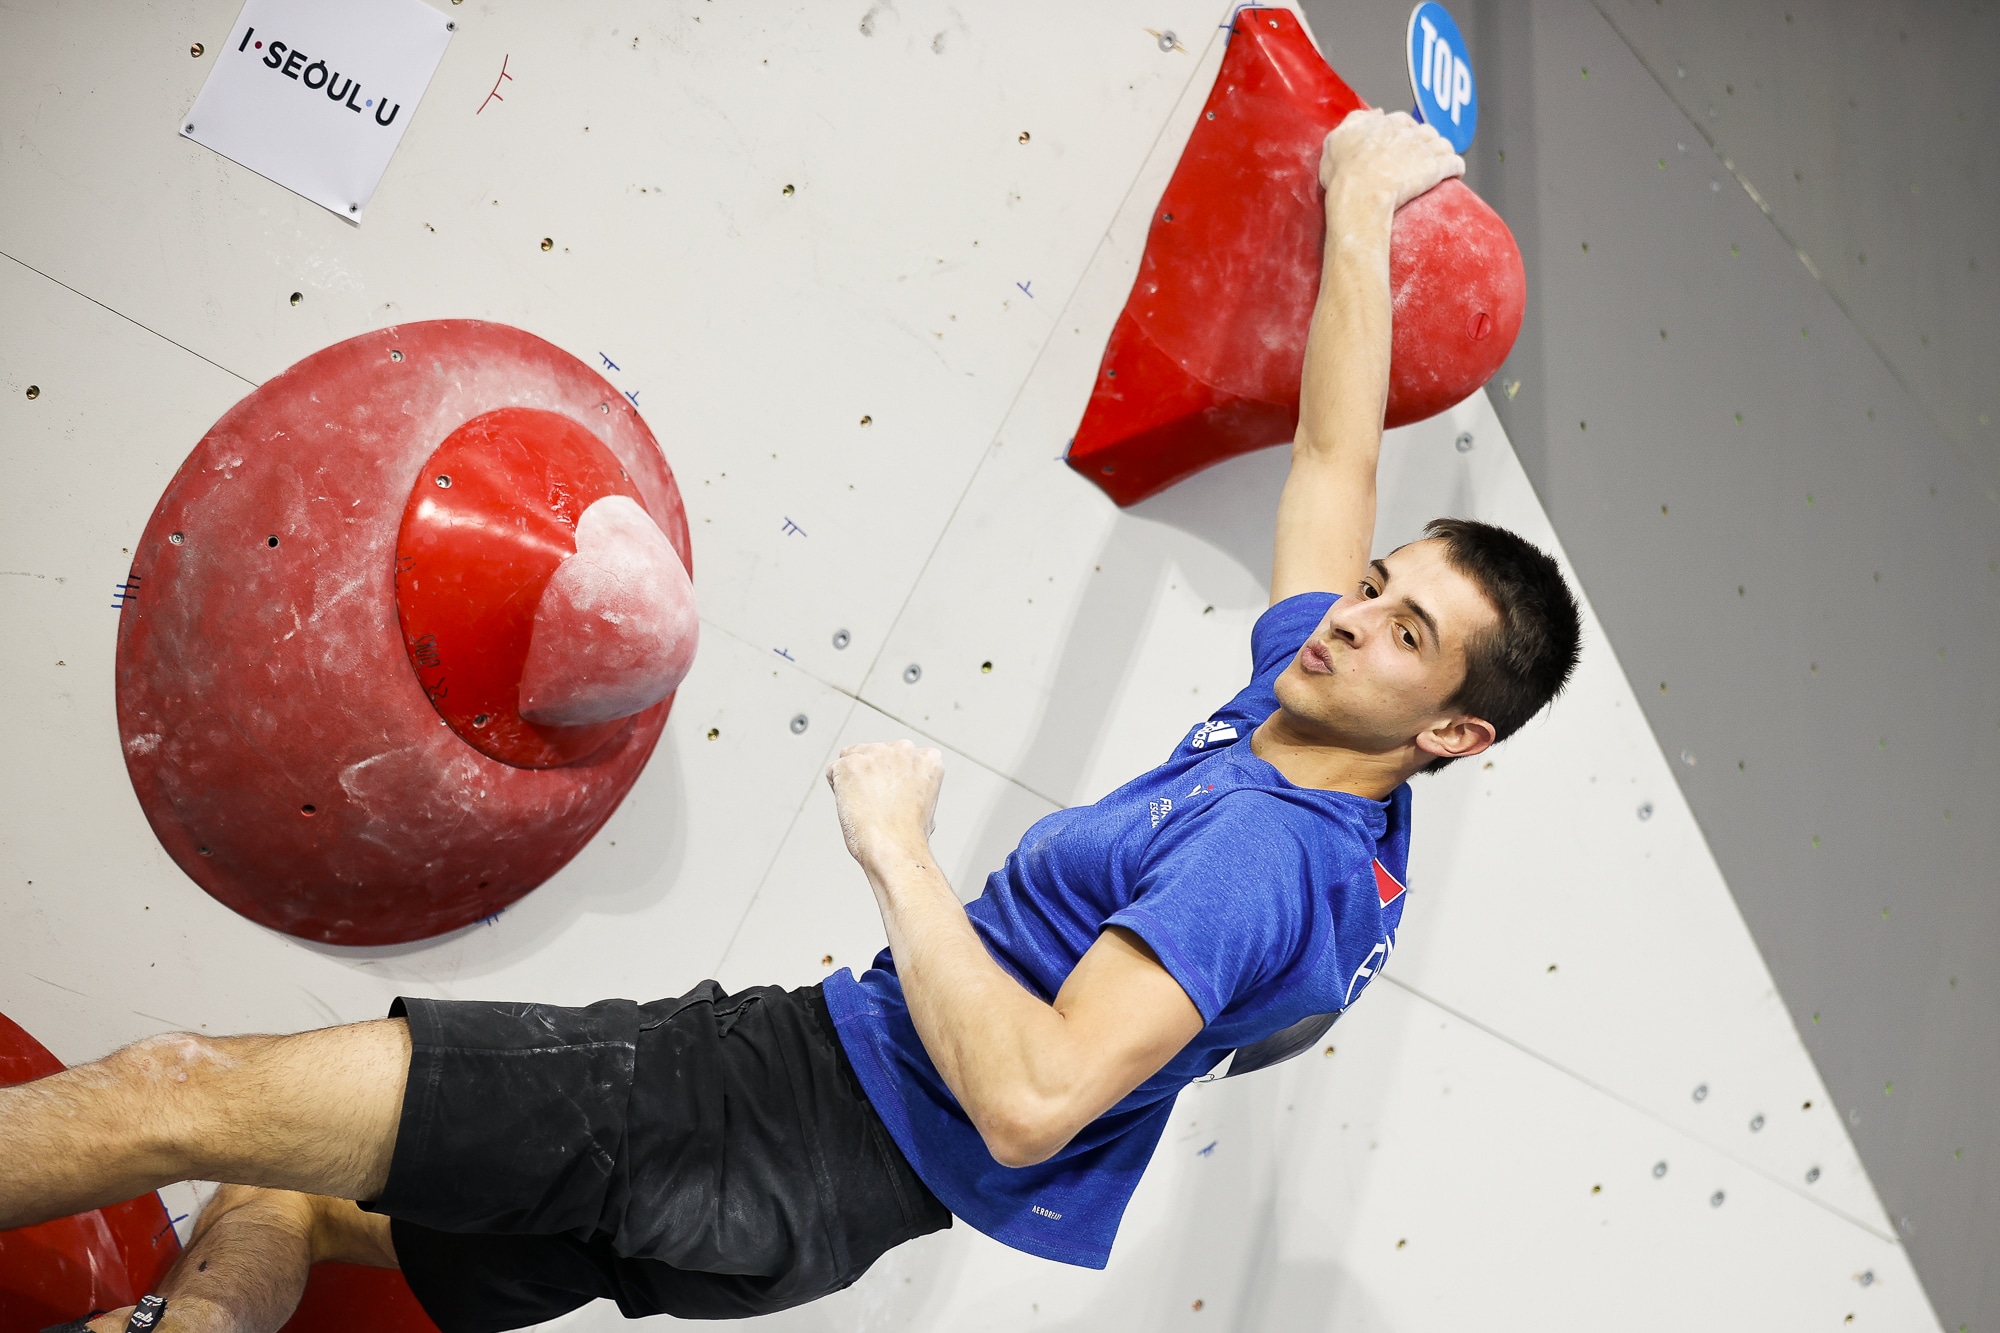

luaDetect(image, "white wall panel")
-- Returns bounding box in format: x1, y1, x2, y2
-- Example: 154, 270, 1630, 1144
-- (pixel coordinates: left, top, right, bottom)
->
0, 0, 1229, 702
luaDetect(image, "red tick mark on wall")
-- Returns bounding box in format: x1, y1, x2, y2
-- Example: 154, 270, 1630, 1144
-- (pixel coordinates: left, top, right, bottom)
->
478, 54, 512, 114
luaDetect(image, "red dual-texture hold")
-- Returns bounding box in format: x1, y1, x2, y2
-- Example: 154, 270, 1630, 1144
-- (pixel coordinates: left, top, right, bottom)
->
395, 407, 669, 769
0, 1014, 179, 1333
1067, 8, 1526, 506
116, 321, 694, 945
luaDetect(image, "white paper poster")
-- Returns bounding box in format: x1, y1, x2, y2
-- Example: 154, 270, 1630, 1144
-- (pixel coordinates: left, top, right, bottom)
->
180, 0, 454, 221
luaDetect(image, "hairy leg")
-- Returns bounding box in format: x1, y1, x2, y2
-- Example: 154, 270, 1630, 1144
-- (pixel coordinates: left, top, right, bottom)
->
84, 1186, 397, 1333
0, 1019, 410, 1229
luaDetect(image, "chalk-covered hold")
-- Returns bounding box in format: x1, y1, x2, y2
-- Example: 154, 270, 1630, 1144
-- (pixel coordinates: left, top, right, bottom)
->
520, 496, 699, 728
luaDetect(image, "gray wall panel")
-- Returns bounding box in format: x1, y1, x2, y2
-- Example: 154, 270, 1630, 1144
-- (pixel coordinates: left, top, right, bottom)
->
1596, 0, 1999, 474
1303, 0, 1996, 1323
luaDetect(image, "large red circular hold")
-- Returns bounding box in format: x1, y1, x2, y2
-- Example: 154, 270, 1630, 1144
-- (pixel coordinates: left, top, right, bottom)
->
0, 1013, 180, 1332
116, 321, 695, 944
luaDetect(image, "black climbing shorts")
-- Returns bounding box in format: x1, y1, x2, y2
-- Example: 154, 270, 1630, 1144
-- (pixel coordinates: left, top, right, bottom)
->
367, 981, 951, 1331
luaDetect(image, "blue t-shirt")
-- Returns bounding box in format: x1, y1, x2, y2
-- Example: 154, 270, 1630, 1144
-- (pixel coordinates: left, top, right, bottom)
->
822, 593, 1412, 1268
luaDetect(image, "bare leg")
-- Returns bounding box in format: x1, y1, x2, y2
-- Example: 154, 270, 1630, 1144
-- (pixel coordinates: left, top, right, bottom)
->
0, 1019, 410, 1229
83, 1186, 397, 1333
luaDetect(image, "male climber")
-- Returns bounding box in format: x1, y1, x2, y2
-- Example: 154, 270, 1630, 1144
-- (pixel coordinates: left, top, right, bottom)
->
3, 110, 1579, 1333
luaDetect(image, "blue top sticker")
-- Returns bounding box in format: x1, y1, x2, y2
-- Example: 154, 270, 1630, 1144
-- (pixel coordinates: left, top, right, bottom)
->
1407, 2, 1477, 154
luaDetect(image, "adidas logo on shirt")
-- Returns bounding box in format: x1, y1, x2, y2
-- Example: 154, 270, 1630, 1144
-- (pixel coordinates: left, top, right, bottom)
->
1188, 719, 1238, 749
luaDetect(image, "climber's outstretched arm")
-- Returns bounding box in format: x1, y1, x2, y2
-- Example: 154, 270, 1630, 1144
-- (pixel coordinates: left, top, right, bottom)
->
1270, 110, 1463, 605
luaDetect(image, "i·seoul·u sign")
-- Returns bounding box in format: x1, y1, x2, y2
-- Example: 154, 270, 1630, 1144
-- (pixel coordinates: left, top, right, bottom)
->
1407, 2, 1477, 154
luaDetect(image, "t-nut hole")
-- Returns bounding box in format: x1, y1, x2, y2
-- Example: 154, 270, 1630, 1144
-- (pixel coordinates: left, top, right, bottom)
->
266, 535, 280, 548
473, 713, 491, 727
435, 474, 452, 488
300, 804, 317, 816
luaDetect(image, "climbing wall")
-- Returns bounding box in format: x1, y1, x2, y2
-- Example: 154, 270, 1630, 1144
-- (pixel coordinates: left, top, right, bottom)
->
0, 2, 1943, 1329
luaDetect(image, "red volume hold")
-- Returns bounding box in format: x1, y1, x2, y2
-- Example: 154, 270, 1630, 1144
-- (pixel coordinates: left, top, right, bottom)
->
116, 321, 695, 944
1067, 8, 1525, 506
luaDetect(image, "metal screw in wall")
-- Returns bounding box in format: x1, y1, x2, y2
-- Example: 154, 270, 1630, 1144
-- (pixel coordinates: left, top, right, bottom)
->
185, 123, 195, 133
1156, 29, 1178, 51
1455, 432, 1474, 453
1749, 1114, 1764, 1132
1636, 802, 1653, 821
289, 292, 303, 306
1652, 1161, 1668, 1178
1859, 1271, 1875, 1287
903, 664, 922, 684
1710, 1190, 1725, 1208
169, 532, 186, 546
1692, 1083, 1708, 1102
190, 42, 205, 57
790, 714, 809, 734
540, 237, 554, 251
1805, 1166, 1820, 1184
390, 349, 404, 362
832, 629, 851, 650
